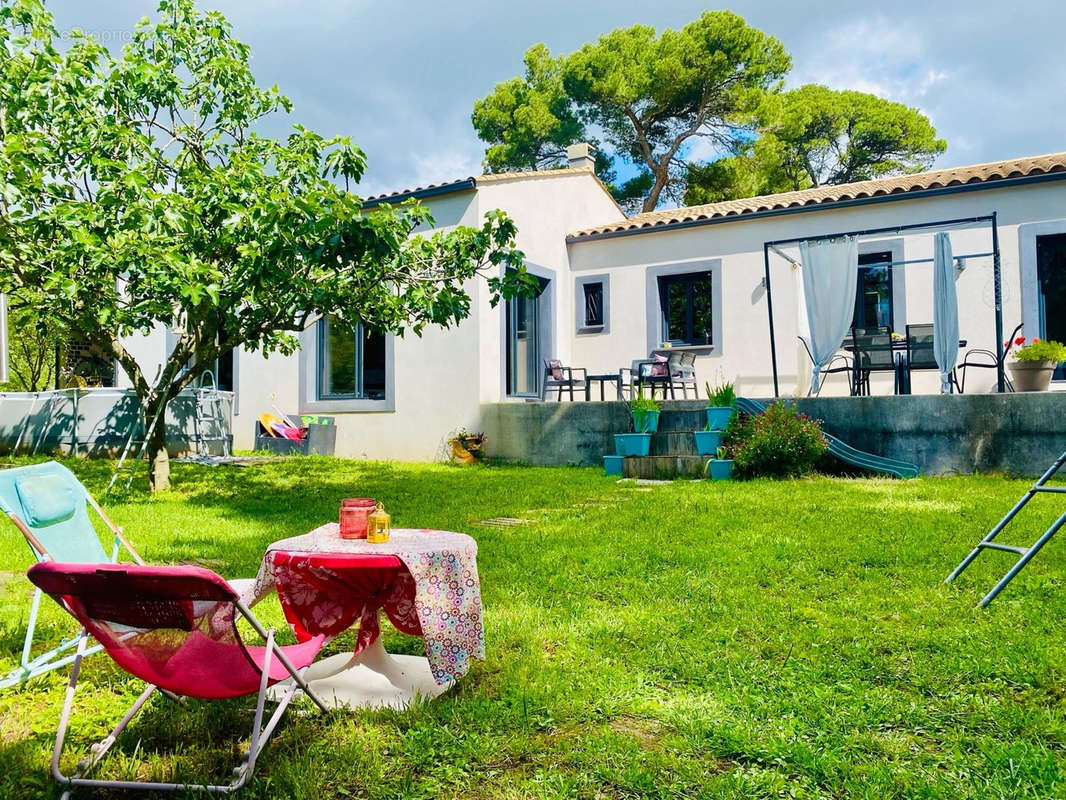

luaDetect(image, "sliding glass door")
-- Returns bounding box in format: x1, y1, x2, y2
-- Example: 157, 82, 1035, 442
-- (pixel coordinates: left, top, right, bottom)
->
1037, 233, 1066, 380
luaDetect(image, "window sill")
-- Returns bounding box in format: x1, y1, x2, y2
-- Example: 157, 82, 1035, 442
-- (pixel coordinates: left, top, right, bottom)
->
652, 345, 716, 354
301, 397, 394, 413
577, 325, 607, 336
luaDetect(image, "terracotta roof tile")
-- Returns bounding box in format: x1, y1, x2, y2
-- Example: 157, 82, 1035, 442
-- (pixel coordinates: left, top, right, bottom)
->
568, 152, 1066, 239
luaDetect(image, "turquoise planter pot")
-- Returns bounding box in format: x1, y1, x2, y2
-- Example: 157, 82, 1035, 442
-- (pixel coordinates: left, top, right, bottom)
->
603, 455, 624, 476
614, 433, 651, 457
707, 459, 734, 481
693, 430, 723, 456
632, 409, 660, 433
705, 406, 734, 431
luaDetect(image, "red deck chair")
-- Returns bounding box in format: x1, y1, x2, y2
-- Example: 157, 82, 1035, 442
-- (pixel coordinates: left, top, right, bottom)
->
28, 561, 329, 797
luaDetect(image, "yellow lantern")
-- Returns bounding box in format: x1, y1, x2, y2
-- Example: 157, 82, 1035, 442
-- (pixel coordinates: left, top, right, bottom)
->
367, 502, 391, 543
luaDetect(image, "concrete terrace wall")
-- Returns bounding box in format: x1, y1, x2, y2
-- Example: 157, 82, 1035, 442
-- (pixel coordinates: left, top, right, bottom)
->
481, 394, 1066, 476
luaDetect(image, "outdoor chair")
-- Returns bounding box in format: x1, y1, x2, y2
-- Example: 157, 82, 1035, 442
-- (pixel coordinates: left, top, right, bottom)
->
954, 322, 1021, 393
852, 331, 896, 396
668, 351, 699, 398
27, 561, 328, 798
542, 359, 587, 401
904, 323, 938, 393
0, 461, 254, 689
799, 336, 855, 396
621, 354, 672, 399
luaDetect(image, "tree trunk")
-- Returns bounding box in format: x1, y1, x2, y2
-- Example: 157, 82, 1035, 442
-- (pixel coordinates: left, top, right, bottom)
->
642, 167, 670, 213
144, 395, 171, 492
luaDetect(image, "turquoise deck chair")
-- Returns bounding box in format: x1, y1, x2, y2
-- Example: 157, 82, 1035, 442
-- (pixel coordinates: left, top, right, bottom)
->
0, 461, 144, 688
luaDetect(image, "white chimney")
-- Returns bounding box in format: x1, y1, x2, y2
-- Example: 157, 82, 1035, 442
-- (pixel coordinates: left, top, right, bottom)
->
566, 142, 596, 171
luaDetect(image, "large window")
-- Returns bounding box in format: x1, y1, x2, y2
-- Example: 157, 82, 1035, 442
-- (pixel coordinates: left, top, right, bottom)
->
1037, 233, 1066, 380
318, 318, 386, 400
657, 271, 713, 345
853, 251, 893, 331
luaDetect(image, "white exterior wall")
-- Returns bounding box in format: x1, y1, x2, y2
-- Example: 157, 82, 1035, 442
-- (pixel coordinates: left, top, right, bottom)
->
568, 180, 1066, 398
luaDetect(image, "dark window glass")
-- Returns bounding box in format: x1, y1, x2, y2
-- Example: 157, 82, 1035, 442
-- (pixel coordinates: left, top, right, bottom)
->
1037, 233, 1066, 380
318, 318, 387, 399
853, 251, 893, 331
216, 349, 234, 392
658, 272, 713, 345
583, 282, 604, 327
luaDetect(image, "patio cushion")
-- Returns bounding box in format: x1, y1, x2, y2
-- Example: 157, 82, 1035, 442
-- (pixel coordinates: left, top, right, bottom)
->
15, 474, 79, 528
548, 360, 564, 380
650, 354, 669, 377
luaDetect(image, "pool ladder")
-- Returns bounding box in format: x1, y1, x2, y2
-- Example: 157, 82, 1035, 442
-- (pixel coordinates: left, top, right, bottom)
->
945, 449, 1066, 607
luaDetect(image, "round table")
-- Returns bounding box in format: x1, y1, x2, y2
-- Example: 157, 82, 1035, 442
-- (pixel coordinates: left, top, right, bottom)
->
250, 525, 484, 710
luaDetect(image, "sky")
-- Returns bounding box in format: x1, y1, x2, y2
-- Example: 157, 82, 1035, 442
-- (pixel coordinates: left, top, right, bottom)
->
45, 1, 1066, 202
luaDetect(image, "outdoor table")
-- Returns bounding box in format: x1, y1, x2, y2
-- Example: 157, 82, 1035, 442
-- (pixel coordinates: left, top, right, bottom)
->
843, 338, 966, 395
585, 372, 623, 401
249, 524, 484, 709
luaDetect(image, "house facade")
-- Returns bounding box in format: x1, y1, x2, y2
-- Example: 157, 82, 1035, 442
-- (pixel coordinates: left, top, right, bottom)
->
117, 150, 1066, 460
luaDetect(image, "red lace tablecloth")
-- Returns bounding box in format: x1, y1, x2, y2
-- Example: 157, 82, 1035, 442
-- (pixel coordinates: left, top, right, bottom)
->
250, 525, 484, 685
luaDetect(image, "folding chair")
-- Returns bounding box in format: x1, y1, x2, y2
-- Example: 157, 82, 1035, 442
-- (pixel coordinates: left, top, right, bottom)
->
0, 461, 145, 688
0, 461, 254, 688
27, 561, 328, 797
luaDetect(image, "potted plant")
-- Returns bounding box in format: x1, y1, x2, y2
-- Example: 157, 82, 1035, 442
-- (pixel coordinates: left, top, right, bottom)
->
1007, 337, 1066, 392
629, 386, 660, 433
704, 378, 735, 431
706, 445, 734, 481
693, 424, 723, 456
449, 429, 487, 464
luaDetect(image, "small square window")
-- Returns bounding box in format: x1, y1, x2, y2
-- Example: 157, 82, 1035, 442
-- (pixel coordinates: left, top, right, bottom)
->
583, 282, 604, 327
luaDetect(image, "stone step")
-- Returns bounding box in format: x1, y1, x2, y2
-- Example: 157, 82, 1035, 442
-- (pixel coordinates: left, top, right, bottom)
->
623, 455, 708, 479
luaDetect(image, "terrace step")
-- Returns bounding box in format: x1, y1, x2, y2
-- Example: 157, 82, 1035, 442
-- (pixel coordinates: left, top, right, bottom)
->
648, 431, 703, 456
654, 410, 709, 432
623, 455, 707, 480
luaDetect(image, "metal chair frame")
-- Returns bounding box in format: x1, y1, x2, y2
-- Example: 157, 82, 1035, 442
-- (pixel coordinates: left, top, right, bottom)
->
0, 463, 144, 690
798, 337, 855, 396
542, 360, 588, 401
49, 597, 327, 798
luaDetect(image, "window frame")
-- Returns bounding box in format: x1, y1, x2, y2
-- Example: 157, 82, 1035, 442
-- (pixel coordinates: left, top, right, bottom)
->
317, 318, 386, 401
657, 271, 714, 347
298, 318, 393, 414
853, 250, 895, 332
574, 273, 610, 335
644, 260, 721, 355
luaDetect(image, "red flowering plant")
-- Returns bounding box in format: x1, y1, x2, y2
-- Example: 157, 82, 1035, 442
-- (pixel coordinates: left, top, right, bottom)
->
1009, 337, 1066, 364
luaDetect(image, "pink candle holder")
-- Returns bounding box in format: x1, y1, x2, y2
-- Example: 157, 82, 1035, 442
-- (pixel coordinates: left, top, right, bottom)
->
339, 497, 376, 539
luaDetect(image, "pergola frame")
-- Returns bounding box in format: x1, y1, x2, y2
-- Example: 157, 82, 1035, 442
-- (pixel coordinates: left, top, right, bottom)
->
761, 212, 1003, 398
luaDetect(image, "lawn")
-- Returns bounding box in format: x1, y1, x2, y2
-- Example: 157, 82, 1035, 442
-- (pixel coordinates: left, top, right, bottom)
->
1, 458, 1065, 799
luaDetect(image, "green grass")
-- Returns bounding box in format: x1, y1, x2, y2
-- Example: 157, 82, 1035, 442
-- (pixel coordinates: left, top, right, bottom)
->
2, 458, 1066, 798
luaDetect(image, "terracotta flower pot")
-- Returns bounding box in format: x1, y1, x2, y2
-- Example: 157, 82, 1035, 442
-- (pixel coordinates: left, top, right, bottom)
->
1008, 360, 1057, 392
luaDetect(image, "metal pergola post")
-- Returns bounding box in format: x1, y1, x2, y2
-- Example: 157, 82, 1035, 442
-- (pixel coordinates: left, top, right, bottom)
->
762, 214, 1002, 399
763, 243, 779, 397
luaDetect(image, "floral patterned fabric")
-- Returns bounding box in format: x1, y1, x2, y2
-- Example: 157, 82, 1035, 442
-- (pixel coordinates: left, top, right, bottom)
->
250, 525, 484, 685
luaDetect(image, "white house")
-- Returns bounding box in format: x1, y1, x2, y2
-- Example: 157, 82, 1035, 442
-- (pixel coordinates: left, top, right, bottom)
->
117, 148, 1066, 461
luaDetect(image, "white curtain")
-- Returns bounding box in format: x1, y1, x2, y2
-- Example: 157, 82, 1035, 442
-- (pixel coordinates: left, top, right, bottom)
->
933, 231, 959, 393
800, 236, 858, 394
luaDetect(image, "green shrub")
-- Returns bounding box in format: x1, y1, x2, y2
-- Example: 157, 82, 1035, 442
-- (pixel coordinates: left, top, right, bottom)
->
722, 401, 827, 478
629, 386, 660, 413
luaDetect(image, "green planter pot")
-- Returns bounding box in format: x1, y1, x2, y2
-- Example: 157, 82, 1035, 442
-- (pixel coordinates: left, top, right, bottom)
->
632, 409, 660, 433
707, 459, 734, 481
614, 433, 651, 457
693, 430, 723, 456
705, 406, 734, 431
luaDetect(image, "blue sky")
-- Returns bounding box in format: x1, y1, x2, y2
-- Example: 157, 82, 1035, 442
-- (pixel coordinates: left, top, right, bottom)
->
46, 1, 1066, 201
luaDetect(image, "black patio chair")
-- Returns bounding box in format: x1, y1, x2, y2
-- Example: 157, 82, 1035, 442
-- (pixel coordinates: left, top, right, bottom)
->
621, 355, 672, 399
904, 323, 938, 393
542, 359, 587, 401
799, 337, 855, 396
852, 331, 896, 396
953, 323, 1021, 393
